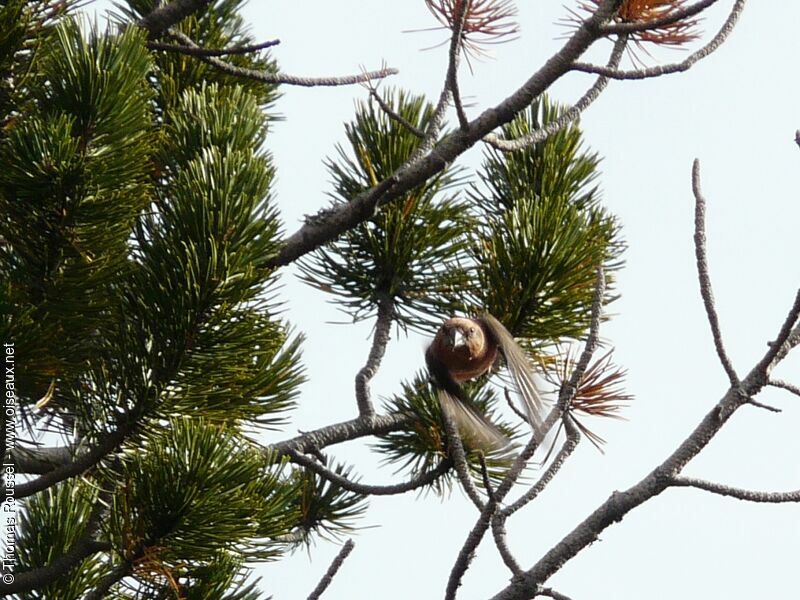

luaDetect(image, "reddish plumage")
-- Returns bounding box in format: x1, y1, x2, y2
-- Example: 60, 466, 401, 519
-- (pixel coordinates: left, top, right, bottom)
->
426, 314, 548, 449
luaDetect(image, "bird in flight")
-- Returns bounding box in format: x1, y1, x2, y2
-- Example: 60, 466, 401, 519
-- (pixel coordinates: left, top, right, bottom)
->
425, 313, 548, 449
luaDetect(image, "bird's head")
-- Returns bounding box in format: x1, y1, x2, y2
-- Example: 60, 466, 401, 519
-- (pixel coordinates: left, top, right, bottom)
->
441, 318, 483, 352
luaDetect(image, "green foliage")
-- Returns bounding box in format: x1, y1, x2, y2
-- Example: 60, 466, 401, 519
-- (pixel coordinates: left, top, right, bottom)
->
17, 480, 108, 599
374, 372, 520, 494
0, 20, 155, 410
299, 89, 471, 332
287, 460, 369, 545
468, 97, 625, 346
109, 419, 294, 566
1, 6, 307, 598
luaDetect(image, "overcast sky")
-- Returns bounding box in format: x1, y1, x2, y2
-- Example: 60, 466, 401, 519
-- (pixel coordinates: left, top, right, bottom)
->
95, 2, 800, 598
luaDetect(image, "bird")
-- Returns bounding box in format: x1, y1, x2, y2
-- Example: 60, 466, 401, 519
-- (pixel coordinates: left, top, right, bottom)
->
425, 313, 547, 449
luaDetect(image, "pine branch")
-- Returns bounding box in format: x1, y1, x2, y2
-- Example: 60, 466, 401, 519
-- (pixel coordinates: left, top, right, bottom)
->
267, 413, 415, 456
287, 450, 452, 496
354, 296, 394, 417
571, 0, 745, 79
147, 38, 280, 56
671, 477, 800, 503
167, 30, 398, 87
4, 494, 111, 594
484, 34, 627, 151
266, 0, 633, 269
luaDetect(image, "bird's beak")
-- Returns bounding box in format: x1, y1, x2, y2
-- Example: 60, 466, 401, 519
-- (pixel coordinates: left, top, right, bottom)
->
448, 329, 466, 348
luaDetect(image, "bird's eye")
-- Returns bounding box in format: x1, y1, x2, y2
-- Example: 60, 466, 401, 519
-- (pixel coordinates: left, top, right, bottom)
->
468, 327, 475, 336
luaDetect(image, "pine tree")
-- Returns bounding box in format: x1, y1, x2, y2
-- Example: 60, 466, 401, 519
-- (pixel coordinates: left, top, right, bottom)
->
1, 1, 779, 599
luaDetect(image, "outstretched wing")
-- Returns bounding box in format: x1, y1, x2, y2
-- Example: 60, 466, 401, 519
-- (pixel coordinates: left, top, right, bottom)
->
479, 313, 548, 443
437, 390, 509, 452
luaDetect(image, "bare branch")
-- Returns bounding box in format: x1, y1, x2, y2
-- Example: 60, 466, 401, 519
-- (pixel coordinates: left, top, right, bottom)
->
147, 38, 280, 57
571, 0, 745, 80
267, 413, 414, 457
746, 398, 781, 413
692, 159, 739, 385
84, 562, 131, 600
138, 0, 212, 36
445, 437, 542, 600
287, 450, 451, 496
755, 290, 800, 375
355, 296, 394, 417
769, 378, 800, 398
4, 539, 111, 594
485, 34, 627, 152
167, 30, 398, 87
307, 540, 356, 600
600, 0, 717, 35
502, 418, 581, 517
479, 454, 496, 502
672, 476, 800, 503
491, 515, 523, 577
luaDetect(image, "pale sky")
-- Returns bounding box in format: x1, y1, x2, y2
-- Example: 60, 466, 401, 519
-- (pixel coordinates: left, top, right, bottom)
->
98, 2, 800, 598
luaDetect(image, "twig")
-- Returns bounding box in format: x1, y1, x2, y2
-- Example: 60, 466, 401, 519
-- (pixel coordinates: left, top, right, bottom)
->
600, 0, 717, 35
478, 454, 496, 502
541, 266, 606, 436
447, 0, 470, 131
671, 476, 800, 503
504, 387, 530, 424
692, 159, 739, 386
571, 0, 745, 80
485, 34, 627, 152
769, 378, 800, 398
307, 540, 356, 600
147, 38, 280, 57
746, 398, 781, 413
287, 450, 451, 496
167, 30, 398, 87
491, 515, 523, 577
502, 418, 581, 517
755, 289, 800, 374
536, 588, 575, 600
368, 89, 425, 138
354, 296, 394, 417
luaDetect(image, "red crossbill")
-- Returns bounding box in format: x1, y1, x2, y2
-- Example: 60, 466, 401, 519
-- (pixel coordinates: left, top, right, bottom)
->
426, 313, 547, 448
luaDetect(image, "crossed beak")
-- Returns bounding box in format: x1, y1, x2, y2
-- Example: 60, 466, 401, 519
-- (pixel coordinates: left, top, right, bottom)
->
447, 328, 467, 349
